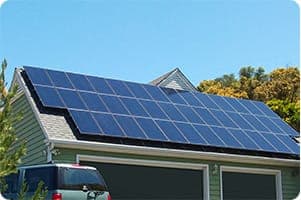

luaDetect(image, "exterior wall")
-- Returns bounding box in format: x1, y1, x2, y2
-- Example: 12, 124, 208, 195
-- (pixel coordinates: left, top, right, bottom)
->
53, 147, 300, 200
11, 94, 47, 165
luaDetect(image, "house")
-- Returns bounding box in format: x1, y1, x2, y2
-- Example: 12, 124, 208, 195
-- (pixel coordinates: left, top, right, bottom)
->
11, 66, 299, 200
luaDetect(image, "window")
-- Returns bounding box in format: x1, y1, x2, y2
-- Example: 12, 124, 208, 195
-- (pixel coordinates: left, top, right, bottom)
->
4, 172, 19, 193
24, 167, 57, 192
58, 167, 107, 191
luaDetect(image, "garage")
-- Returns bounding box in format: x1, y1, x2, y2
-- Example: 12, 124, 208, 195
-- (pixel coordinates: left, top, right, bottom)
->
79, 156, 208, 200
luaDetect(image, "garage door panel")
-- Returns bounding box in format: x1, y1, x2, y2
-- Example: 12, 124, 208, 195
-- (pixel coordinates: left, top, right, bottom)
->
81, 161, 203, 200
222, 172, 276, 200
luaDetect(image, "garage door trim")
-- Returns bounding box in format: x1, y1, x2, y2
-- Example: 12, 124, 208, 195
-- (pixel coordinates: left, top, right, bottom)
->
77, 154, 209, 200
220, 166, 282, 200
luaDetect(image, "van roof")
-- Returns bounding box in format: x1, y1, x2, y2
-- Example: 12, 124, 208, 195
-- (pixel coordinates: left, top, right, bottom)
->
18, 163, 97, 170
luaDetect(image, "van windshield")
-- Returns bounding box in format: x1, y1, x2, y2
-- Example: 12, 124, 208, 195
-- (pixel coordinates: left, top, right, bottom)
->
58, 167, 107, 191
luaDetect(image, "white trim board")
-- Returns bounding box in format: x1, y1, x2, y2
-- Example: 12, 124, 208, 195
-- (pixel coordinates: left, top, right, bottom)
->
51, 139, 300, 167
220, 166, 283, 200
77, 154, 210, 200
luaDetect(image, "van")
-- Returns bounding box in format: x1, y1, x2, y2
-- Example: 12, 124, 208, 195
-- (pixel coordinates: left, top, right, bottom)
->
2, 163, 111, 200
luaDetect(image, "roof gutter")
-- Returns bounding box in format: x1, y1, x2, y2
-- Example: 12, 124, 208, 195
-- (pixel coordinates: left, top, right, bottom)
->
50, 139, 299, 167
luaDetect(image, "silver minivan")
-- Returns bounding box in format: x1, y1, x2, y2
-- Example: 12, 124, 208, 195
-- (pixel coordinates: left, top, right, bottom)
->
2, 163, 111, 200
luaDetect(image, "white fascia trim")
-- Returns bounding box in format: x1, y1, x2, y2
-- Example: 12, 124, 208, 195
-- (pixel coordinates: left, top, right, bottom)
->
220, 166, 283, 200
77, 154, 210, 200
50, 138, 300, 167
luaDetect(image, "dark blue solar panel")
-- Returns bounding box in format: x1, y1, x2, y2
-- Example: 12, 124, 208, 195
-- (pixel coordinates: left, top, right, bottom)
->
263, 133, 292, 153
106, 79, 134, 97
125, 82, 153, 100
93, 113, 125, 137
193, 107, 222, 126
228, 129, 260, 150
24, 66, 52, 86
160, 88, 187, 105
179, 92, 204, 107
135, 118, 168, 141
67, 73, 95, 92
211, 127, 242, 148
209, 95, 235, 112
176, 105, 205, 124
241, 114, 269, 132
140, 100, 169, 119
175, 122, 207, 145
34, 86, 65, 108
87, 76, 114, 94
224, 98, 250, 114
155, 120, 188, 143
239, 99, 265, 116
194, 93, 219, 109
211, 110, 238, 128
47, 70, 73, 89
114, 115, 147, 139
270, 118, 299, 136
193, 125, 225, 147
100, 95, 129, 115
120, 97, 149, 117
57, 89, 87, 110
143, 85, 170, 102
25, 67, 299, 156
244, 130, 276, 152
158, 102, 187, 122
69, 110, 100, 134
252, 101, 279, 118
256, 116, 283, 133
79, 92, 107, 112
276, 135, 299, 154
226, 112, 254, 130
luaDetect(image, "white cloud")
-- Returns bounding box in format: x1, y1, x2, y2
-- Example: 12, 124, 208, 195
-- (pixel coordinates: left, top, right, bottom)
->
0, 0, 7, 8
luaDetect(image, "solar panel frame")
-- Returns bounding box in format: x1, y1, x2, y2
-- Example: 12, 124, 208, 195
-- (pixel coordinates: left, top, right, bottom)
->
24, 66, 53, 86
47, 69, 74, 89
24, 67, 300, 156
69, 110, 101, 135
34, 85, 65, 108
67, 73, 95, 92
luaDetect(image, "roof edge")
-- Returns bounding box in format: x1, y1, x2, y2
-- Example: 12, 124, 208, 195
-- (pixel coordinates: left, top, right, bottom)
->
150, 67, 196, 91
13, 68, 51, 142
50, 139, 300, 167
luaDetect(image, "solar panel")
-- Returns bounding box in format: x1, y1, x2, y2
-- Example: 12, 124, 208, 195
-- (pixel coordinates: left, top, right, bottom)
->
24, 66, 300, 156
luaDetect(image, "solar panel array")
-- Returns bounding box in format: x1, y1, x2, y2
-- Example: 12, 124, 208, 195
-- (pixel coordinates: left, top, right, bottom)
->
24, 66, 299, 155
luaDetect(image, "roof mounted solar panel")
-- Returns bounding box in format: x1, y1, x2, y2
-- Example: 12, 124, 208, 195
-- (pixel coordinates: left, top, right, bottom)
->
23, 66, 300, 156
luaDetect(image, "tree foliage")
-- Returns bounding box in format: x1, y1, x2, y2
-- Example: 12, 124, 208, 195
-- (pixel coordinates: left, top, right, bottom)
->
197, 66, 300, 131
0, 59, 26, 178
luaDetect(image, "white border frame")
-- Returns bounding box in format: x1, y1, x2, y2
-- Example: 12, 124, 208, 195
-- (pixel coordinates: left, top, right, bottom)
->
220, 166, 283, 200
77, 154, 210, 200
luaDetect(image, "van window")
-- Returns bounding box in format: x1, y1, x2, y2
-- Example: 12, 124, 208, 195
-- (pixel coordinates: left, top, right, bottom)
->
4, 172, 19, 193
24, 167, 57, 192
58, 167, 107, 191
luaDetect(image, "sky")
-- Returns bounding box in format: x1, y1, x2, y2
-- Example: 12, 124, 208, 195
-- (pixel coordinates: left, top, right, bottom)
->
0, 0, 299, 86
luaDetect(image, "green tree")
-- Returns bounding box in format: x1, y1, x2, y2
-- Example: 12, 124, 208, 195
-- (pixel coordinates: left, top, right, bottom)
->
0, 59, 47, 199
197, 66, 300, 131
0, 59, 26, 178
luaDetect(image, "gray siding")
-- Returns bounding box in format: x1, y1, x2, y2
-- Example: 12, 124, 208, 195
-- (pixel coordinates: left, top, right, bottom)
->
160, 71, 196, 91
12, 94, 47, 165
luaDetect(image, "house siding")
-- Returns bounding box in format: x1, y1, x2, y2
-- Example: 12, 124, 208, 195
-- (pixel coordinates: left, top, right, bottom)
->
11, 94, 47, 165
53, 148, 299, 200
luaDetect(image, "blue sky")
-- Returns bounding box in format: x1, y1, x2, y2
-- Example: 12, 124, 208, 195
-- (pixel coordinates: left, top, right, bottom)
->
0, 0, 299, 86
